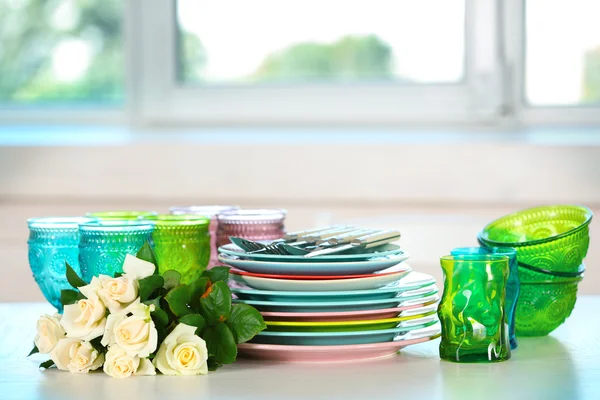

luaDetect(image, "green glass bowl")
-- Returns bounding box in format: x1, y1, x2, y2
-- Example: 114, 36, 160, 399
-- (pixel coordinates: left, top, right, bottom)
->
518, 264, 585, 283
478, 205, 593, 274
515, 279, 581, 336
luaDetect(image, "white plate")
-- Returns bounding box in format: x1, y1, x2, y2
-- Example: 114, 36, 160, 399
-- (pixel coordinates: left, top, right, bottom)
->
218, 252, 410, 276
230, 264, 413, 291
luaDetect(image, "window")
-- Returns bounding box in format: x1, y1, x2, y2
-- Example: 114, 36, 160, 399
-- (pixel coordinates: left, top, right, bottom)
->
1, 0, 600, 125
0, 0, 124, 105
177, 0, 465, 85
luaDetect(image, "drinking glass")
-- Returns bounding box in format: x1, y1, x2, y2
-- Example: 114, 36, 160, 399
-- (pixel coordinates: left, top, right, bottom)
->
145, 215, 211, 284
86, 211, 157, 220
27, 217, 93, 310
78, 220, 154, 282
438, 254, 511, 362
169, 205, 238, 269
451, 246, 520, 349
216, 208, 286, 248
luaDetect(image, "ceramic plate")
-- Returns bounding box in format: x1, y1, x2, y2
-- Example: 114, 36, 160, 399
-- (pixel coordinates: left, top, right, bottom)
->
218, 253, 410, 276
231, 273, 436, 302
238, 329, 441, 363
260, 294, 440, 322
233, 286, 439, 312
230, 266, 413, 291
228, 264, 410, 281
219, 243, 405, 263
264, 306, 437, 332
251, 316, 438, 345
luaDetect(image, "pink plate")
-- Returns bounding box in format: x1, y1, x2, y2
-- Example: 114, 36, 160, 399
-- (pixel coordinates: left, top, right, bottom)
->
260, 296, 439, 322
229, 264, 410, 281
238, 333, 441, 363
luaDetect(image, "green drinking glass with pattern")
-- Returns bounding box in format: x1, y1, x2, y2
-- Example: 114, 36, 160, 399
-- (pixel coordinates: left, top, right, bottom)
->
144, 215, 211, 284
438, 254, 511, 363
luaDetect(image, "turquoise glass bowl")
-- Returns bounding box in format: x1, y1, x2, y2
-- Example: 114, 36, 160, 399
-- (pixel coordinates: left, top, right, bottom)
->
478, 205, 592, 274
451, 246, 519, 350
27, 217, 93, 310
78, 220, 153, 282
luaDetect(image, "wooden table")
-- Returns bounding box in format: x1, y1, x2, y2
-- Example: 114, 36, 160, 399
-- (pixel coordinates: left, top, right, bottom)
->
1, 298, 599, 400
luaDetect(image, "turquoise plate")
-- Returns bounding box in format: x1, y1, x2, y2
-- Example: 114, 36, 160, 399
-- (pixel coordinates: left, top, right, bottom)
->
231, 273, 436, 302
233, 287, 439, 312
218, 253, 409, 276
219, 243, 405, 263
251, 317, 439, 345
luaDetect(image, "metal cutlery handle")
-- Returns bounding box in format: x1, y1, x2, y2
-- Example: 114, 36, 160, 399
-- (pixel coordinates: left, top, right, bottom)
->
352, 230, 401, 246
282, 225, 349, 241
316, 228, 379, 246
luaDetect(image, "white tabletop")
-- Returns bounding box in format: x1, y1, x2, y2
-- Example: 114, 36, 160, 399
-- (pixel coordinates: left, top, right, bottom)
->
1, 297, 599, 400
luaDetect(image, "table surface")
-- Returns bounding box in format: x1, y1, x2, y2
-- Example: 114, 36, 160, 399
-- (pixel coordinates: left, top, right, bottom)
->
1, 297, 599, 400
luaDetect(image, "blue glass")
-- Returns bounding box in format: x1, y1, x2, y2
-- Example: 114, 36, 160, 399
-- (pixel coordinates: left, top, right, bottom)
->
78, 220, 153, 282
451, 246, 520, 349
27, 217, 93, 311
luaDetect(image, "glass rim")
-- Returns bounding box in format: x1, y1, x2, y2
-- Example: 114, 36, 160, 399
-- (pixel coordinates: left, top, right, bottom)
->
169, 205, 239, 216
440, 254, 510, 263
79, 220, 154, 229
143, 214, 210, 226
451, 246, 517, 256
217, 208, 287, 222
27, 217, 95, 228
86, 211, 158, 218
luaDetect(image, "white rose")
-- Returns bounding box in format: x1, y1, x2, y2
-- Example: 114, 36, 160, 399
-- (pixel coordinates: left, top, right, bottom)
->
34, 314, 65, 354
61, 284, 106, 341
122, 254, 156, 280
103, 344, 156, 378
101, 300, 157, 358
50, 338, 104, 374
153, 323, 208, 376
97, 275, 138, 314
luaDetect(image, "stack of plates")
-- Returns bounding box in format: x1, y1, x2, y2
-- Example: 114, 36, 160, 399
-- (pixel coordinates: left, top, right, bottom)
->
218, 243, 441, 362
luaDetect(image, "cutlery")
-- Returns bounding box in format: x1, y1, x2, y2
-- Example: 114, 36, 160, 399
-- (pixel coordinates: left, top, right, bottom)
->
304, 230, 401, 258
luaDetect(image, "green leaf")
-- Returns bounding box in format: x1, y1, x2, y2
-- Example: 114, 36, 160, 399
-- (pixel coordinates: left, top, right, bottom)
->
60, 289, 85, 306
66, 262, 87, 288
165, 285, 192, 317
187, 277, 210, 310
136, 242, 158, 267
114, 272, 124, 278
39, 359, 55, 369
138, 275, 165, 302
28, 344, 39, 357
226, 304, 267, 344
163, 270, 181, 291
201, 266, 230, 284
199, 281, 232, 325
179, 313, 207, 335
203, 323, 237, 364
89, 337, 105, 354
152, 306, 169, 328
207, 357, 223, 371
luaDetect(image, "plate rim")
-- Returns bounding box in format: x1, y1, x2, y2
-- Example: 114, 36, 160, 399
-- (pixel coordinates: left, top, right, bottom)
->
229, 264, 411, 280
264, 309, 437, 328
219, 252, 410, 268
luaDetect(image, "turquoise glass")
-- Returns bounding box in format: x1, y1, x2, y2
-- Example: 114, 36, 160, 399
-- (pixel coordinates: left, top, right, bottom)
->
78, 220, 153, 282
438, 254, 511, 363
451, 246, 520, 350
27, 217, 93, 311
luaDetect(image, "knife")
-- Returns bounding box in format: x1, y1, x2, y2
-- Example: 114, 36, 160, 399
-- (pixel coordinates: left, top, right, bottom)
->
303, 229, 401, 258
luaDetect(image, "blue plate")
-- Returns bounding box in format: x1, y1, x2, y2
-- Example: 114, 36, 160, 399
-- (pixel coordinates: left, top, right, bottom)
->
232, 273, 436, 302
233, 287, 439, 312
251, 317, 439, 345
218, 252, 410, 276
219, 243, 405, 263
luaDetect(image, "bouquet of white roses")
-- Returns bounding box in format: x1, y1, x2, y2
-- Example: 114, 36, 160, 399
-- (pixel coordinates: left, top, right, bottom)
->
29, 243, 266, 378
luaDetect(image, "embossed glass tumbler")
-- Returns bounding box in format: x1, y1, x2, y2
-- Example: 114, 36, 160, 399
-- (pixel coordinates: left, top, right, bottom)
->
27, 217, 93, 311
86, 211, 157, 220
438, 254, 511, 363
451, 247, 520, 350
144, 215, 210, 284
78, 220, 154, 282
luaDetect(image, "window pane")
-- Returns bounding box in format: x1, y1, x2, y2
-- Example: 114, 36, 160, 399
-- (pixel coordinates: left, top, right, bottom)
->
526, 0, 600, 106
0, 0, 124, 104
177, 0, 465, 85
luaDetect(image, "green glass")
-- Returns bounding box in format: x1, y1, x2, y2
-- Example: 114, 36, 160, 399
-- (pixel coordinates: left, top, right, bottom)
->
438, 255, 511, 363
145, 215, 211, 284
86, 211, 158, 220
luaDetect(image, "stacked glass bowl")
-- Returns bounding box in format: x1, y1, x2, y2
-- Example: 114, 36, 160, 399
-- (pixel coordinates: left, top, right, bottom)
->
478, 205, 593, 336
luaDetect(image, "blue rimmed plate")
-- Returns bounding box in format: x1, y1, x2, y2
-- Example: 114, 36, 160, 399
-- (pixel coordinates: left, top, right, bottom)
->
219, 243, 405, 263
251, 316, 439, 345
218, 252, 409, 276
231, 272, 436, 302
233, 286, 439, 312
